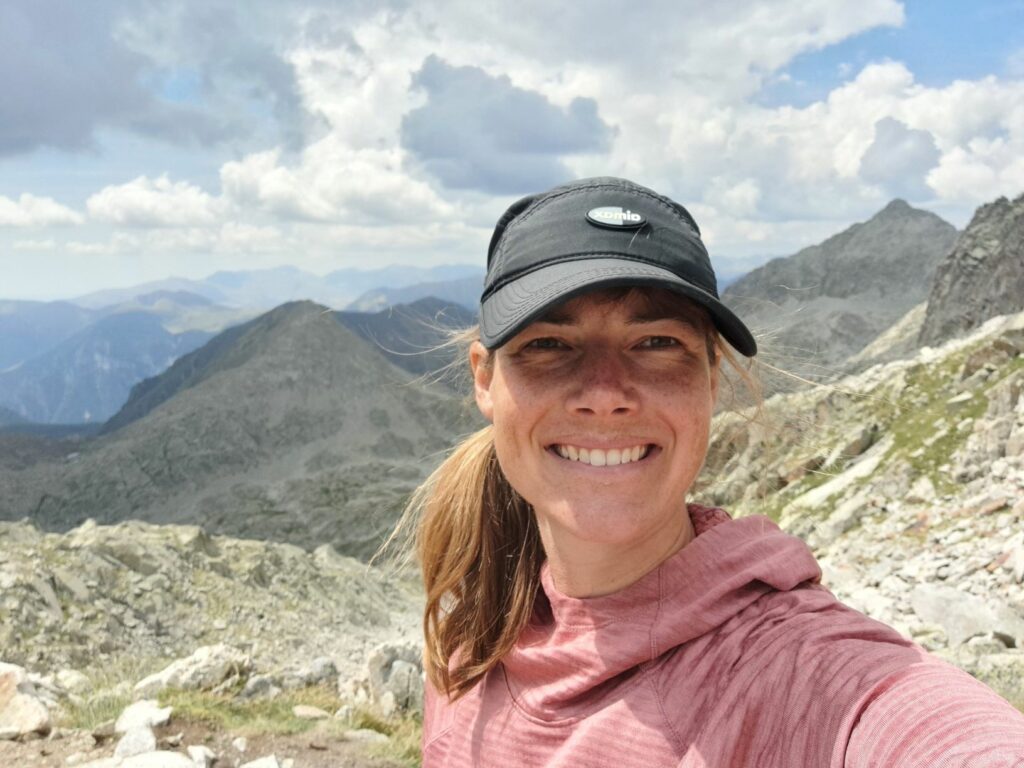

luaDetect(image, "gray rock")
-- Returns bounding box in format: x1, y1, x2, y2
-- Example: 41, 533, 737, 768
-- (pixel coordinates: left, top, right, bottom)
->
0, 661, 51, 739
910, 584, 1024, 648
115, 700, 173, 733
919, 192, 1024, 346
134, 644, 251, 699
366, 643, 424, 716
240, 756, 281, 768
187, 744, 217, 767
120, 752, 197, 767
237, 674, 282, 701
115, 725, 157, 759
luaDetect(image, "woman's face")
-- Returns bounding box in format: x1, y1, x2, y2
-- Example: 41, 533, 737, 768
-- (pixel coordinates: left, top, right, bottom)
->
471, 288, 720, 552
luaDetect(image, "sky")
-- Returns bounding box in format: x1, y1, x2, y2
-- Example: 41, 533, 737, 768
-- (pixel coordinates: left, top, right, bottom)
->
2, 0, 1023, 301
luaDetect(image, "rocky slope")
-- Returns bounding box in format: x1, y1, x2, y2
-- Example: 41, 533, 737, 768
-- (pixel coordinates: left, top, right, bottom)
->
0, 519, 420, 683
919, 192, 1024, 347
722, 199, 957, 386
0, 301, 474, 558
335, 297, 476, 381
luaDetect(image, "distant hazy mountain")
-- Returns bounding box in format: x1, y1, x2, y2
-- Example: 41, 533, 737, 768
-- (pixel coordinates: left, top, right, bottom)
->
722, 199, 958, 383
919, 192, 1024, 347
0, 300, 98, 371
72, 278, 227, 309
0, 301, 474, 558
135, 290, 214, 307
336, 297, 477, 380
67, 264, 485, 312
346, 274, 483, 313
0, 312, 212, 424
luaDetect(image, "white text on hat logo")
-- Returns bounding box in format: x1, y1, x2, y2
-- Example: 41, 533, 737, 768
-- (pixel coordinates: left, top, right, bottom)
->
586, 206, 646, 229
594, 209, 641, 222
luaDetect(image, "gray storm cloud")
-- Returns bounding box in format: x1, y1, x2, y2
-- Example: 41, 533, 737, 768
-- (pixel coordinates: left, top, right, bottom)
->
0, 0, 316, 157
401, 55, 616, 195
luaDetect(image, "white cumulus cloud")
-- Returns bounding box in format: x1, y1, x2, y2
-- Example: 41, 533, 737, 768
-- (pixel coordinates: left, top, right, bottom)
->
0, 194, 83, 227
86, 175, 226, 228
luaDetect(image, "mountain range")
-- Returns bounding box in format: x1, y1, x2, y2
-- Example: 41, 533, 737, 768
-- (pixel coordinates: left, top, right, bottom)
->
70, 263, 484, 311
0, 300, 479, 558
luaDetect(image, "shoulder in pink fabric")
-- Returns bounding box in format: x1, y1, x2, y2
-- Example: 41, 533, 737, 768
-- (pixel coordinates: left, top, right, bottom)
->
422, 504, 1024, 767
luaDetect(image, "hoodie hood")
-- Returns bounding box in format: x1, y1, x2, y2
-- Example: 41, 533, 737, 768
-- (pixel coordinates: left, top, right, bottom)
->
501, 504, 822, 722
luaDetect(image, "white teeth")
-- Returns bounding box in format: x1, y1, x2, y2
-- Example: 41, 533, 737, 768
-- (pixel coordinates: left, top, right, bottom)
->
554, 444, 650, 466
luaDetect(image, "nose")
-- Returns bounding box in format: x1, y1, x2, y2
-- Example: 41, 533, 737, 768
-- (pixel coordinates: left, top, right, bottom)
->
565, 349, 639, 417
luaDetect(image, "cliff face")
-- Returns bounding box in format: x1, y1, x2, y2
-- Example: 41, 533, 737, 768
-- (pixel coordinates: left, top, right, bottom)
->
919, 193, 1024, 347
722, 200, 957, 382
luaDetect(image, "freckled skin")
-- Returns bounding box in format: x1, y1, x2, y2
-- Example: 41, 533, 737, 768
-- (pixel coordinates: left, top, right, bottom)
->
471, 289, 721, 597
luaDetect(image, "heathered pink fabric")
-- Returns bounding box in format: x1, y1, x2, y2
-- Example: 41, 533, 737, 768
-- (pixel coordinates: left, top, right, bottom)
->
423, 504, 1024, 767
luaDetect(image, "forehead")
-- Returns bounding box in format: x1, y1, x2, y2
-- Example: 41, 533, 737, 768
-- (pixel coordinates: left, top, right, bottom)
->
536, 287, 710, 330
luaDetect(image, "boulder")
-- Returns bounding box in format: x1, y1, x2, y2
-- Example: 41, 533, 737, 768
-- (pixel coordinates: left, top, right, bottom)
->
120, 752, 197, 767
240, 756, 281, 768
187, 745, 217, 768
0, 661, 51, 740
910, 584, 1024, 648
114, 725, 157, 759
115, 700, 173, 733
367, 643, 424, 716
134, 644, 251, 699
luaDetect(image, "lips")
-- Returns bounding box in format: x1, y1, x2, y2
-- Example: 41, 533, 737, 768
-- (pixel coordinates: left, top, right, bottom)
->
551, 443, 652, 467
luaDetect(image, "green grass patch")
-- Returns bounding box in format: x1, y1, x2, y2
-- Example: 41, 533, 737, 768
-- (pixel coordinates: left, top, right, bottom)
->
155, 685, 423, 766
58, 653, 172, 731
157, 683, 342, 736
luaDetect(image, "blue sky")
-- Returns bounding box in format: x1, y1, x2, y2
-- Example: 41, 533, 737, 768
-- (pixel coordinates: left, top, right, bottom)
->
760, 1, 1024, 106
1, 0, 1022, 301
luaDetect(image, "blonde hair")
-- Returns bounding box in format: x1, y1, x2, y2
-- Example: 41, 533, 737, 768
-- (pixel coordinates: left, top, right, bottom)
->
381, 288, 762, 700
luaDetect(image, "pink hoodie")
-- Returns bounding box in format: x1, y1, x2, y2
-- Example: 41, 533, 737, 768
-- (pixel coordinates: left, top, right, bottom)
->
423, 505, 1024, 766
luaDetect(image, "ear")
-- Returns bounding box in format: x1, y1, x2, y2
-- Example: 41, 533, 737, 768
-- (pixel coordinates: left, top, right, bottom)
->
469, 340, 495, 422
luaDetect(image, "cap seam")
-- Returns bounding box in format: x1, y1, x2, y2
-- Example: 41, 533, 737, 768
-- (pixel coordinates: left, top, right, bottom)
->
480, 251, 714, 304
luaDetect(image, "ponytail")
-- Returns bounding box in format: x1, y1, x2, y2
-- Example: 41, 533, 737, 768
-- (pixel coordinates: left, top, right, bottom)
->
410, 426, 543, 699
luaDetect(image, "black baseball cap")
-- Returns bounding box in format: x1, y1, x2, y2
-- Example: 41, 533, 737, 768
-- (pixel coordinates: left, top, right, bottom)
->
479, 176, 757, 356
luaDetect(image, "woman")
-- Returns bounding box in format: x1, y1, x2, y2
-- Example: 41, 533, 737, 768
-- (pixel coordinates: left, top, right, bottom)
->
408, 177, 1024, 766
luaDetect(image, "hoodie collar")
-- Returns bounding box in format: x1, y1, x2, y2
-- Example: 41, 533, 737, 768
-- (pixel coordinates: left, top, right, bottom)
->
501, 504, 822, 722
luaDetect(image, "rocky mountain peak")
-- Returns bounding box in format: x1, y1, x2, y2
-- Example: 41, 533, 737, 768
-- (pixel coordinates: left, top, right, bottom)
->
721, 200, 957, 376
918, 192, 1024, 347
877, 198, 913, 217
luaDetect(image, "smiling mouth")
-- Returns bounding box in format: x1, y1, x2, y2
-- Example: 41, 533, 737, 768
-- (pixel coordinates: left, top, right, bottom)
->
549, 443, 653, 467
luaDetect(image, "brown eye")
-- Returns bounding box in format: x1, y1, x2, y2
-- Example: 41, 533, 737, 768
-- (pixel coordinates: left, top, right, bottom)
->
526, 337, 568, 350
638, 336, 680, 348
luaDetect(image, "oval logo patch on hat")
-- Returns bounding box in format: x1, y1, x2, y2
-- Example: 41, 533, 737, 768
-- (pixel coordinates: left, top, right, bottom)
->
586, 206, 646, 230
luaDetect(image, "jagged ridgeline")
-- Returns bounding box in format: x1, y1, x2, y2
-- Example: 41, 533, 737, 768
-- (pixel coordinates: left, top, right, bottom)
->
0, 299, 480, 559
722, 199, 958, 389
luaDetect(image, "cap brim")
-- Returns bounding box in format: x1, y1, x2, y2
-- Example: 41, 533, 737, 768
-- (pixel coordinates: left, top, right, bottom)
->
479, 257, 757, 356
